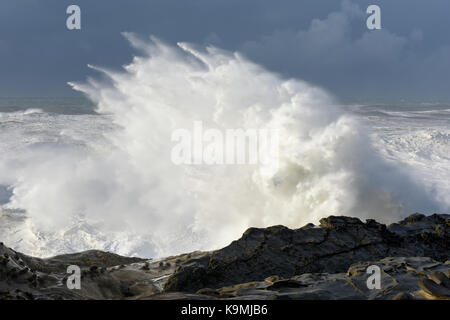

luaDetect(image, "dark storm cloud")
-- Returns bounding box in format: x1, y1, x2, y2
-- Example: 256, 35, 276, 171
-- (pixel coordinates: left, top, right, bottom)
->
0, 0, 449, 102
240, 0, 450, 101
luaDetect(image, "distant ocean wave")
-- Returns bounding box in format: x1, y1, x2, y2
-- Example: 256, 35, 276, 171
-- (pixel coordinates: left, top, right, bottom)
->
0, 97, 97, 115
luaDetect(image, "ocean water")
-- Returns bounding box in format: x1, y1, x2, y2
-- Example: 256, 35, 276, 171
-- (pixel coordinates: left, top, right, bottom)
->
0, 37, 449, 258
348, 102, 450, 209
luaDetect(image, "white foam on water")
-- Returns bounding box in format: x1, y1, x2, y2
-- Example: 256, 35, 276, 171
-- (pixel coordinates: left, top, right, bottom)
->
0, 35, 447, 258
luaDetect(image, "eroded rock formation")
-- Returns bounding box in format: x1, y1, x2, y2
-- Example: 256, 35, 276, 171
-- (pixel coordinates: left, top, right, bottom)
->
1, 213, 449, 300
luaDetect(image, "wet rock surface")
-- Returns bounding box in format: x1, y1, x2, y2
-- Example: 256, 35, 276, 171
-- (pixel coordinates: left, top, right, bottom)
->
1, 213, 449, 300
164, 213, 449, 293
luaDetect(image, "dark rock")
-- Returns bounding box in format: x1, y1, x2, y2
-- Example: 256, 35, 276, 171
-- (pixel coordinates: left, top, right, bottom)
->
196, 288, 222, 298
418, 278, 450, 298
17, 250, 146, 274
164, 214, 449, 292
429, 271, 450, 289
17, 267, 29, 275
120, 282, 134, 297
392, 292, 414, 300
266, 279, 306, 290
264, 275, 281, 284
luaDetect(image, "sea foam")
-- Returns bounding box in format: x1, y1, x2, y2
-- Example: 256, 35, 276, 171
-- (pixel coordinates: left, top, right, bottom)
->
0, 35, 446, 257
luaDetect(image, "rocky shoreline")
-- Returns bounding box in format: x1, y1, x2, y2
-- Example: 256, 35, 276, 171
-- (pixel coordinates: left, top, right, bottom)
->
1, 213, 449, 300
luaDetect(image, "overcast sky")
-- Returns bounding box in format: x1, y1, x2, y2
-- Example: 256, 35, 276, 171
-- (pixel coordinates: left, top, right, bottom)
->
1, 0, 450, 102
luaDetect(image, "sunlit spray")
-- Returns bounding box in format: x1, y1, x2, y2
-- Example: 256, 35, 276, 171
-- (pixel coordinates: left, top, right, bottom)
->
0, 34, 444, 258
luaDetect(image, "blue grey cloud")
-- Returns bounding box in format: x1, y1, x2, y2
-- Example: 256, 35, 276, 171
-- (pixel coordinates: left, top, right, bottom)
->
240, 1, 450, 102
0, 0, 449, 102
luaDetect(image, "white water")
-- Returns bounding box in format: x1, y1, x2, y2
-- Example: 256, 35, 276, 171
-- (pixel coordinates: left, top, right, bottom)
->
0, 35, 448, 258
